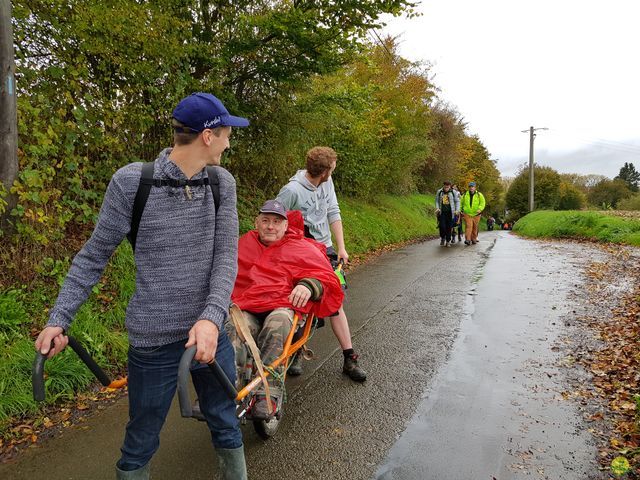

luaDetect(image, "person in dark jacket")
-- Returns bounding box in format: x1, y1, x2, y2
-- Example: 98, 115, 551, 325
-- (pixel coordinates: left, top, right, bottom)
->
435, 181, 460, 247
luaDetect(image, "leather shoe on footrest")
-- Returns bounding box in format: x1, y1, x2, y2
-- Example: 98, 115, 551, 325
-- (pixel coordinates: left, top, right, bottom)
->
251, 396, 278, 420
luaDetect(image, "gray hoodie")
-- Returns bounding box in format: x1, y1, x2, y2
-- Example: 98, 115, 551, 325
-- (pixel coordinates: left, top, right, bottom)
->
276, 170, 341, 247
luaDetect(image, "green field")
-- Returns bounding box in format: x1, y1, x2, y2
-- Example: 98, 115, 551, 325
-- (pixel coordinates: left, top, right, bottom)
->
513, 210, 640, 246
0, 193, 437, 435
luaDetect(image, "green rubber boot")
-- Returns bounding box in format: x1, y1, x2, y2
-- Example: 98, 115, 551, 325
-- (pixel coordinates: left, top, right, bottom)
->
115, 463, 150, 479
216, 446, 247, 480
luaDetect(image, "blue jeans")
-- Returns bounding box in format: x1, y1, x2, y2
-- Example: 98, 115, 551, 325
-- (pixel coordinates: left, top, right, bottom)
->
117, 330, 241, 471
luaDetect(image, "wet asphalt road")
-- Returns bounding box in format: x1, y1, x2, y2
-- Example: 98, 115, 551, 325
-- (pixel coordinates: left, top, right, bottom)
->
374, 233, 599, 480
1, 232, 599, 479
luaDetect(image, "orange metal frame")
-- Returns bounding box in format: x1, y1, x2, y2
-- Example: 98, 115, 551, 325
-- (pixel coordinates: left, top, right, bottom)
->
235, 311, 314, 402
101, 310, 318, 398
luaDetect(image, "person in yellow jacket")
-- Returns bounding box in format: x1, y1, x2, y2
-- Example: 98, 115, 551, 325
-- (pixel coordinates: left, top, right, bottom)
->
460, 181, 486, 245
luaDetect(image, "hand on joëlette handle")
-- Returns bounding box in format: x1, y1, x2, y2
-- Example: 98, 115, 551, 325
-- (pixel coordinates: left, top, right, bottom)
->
35, 326, 69, 359
185, 319, 219, 364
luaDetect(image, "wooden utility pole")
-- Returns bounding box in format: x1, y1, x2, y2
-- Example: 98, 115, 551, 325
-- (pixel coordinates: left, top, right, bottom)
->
521, 126, 548, 212
0, 0, 17, 231
527, 126, 535, 212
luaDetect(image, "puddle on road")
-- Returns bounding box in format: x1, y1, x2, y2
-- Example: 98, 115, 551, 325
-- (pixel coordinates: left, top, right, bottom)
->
374, 234, 599, 480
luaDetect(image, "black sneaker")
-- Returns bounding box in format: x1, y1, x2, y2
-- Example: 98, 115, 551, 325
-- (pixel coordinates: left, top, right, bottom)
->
445, 241, 450, 247
451, 238, 455, 244
471, 240, 477, 245
343, 353, 367, 382
288, 352, 303, 376
458, 235, 462, 242
440, 239, 445, 246
464, 240, 470, 245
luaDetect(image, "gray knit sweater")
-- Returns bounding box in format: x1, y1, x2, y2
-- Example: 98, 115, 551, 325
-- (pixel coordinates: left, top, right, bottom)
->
47, 148, 239, 347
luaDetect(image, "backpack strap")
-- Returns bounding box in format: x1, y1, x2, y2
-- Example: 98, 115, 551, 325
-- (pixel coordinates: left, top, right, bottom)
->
205, 166, 220, 215
127, 162, 155, 252
127, 163, 221, 252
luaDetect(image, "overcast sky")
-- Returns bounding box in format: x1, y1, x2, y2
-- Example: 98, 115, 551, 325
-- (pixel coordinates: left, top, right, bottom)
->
383, 0, 640, 179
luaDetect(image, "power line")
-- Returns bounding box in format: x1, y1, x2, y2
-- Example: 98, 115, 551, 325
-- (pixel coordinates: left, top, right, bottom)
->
589, 137, 640, 150
370, 29, 394, 61
546, 129, 640, 155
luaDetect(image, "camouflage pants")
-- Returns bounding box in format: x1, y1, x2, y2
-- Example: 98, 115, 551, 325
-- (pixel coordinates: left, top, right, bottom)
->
225, 308, 294, 398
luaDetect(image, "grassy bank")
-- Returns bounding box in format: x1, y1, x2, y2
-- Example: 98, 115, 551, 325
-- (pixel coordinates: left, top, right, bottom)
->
513, 210, 640, 246
0, 193, 436, 437
341, 194, 437, 253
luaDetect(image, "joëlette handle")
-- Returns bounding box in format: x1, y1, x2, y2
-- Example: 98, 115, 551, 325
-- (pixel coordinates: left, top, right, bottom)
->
177, 345, 237, 418
33, 336, 111, 402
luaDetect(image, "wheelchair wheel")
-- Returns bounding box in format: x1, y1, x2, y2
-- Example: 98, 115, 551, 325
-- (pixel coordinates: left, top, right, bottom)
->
253, 413, 281, 439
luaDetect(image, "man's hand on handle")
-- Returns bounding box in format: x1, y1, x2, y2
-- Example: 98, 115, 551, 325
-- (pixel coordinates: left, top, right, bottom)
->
35, 326, 68, 359
337, 247, 349, 265
185, 320, 219, 364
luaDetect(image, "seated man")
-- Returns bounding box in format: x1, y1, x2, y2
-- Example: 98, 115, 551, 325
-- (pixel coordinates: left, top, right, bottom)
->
228, 200, 343, 419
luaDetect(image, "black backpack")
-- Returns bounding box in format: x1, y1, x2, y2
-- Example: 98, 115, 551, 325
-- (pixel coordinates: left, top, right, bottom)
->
127, 162, 220, 251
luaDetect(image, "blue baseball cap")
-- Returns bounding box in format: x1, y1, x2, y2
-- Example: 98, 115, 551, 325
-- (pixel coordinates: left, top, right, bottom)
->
172, 93, 249, 132
468, 181, 476, 187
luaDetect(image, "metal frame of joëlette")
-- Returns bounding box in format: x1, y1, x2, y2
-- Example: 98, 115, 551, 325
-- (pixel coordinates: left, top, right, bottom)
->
33, 309, 318, 409
235, 311, 313, 402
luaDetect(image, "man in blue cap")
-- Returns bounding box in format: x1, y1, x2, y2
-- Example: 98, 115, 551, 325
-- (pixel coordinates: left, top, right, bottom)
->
35, 93, 249, 479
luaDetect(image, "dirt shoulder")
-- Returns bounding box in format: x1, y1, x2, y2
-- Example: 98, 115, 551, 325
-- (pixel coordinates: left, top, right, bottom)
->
559, 241, 640, 478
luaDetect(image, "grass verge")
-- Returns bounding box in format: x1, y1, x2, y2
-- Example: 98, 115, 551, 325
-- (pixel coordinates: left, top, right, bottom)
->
513, 210, 640, 246
341, 194, 437, 253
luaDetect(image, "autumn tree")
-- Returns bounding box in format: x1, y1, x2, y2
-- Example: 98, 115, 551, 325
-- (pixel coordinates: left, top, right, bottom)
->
252, 36, 438, 198
588, 179, 633, 209
417, 102, 467, 193
559, 173, 608, 193
557, 182, 586, 210
506, 165, 562, 218
455, 135, 502, 213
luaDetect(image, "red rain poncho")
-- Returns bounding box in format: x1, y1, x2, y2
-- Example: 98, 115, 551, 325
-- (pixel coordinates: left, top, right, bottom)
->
232, 211, 344, 317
